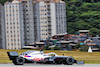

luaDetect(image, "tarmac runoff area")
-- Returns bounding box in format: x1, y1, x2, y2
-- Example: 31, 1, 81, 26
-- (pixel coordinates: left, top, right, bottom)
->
0, 63, 100, 67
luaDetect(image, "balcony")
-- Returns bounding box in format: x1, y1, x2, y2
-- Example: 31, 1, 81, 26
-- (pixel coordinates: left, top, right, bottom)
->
48, 31, 51, 34
48, 18, 51, 22
47, 8, 50, 10
35, 33, 37, 35
48, 23, 51, 26
34, 17, 37, 19
34, 28, 37, 31
48, 27, 51, 30
34, 19, 37, 22
34, 20, 37, 23
33, 7, 37, 10
33, 12, 36, 14
47, 14, 51, 17
47, 11, 51, 14
34, 24, 37, 27
34, 23, 37, 25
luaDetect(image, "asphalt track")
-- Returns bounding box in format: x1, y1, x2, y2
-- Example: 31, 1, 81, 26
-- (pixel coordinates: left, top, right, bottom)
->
0, 63, 100, 67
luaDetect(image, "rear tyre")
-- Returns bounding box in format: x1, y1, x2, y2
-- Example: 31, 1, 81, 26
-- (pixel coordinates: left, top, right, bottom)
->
12, 60, 18, 65
66, 57, 74, 65
12, 57, 25, 65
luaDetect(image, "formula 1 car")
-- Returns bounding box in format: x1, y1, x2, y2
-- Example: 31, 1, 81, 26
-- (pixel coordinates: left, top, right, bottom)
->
7, 50, 84, 65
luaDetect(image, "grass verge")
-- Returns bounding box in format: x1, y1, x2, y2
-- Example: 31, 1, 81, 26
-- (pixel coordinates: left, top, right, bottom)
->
0, 49, 100, 64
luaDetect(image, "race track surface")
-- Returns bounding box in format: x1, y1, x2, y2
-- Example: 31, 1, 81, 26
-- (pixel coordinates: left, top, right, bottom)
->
0, 63, 100, 67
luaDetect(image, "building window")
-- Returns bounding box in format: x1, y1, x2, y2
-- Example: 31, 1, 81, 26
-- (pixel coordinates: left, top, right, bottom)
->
11, 35, 13, 37
22, 1, 27, 3
18, 35, 19, 37
11, 39, 13, 41
6, 14, 8, 16
9, 6, 11, 8
16, 10, 18, 12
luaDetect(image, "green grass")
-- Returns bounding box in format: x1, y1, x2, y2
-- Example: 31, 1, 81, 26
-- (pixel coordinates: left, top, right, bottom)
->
0, 49, 100, 64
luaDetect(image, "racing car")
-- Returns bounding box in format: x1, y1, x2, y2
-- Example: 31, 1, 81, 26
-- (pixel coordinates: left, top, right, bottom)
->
7, 50, 84, 65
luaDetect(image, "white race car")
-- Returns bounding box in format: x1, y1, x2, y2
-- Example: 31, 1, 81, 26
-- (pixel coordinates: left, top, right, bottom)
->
7, 50, 84, 65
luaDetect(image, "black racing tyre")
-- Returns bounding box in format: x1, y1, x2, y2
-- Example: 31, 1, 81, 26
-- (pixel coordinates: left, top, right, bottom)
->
16, 57, 25, 65
12, 57, 25, 65
12, 60, 18, 65
66, 57, 74, 65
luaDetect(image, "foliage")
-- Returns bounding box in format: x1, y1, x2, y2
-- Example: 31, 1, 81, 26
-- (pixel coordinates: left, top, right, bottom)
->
43, 45, 51, 50
62, 0, 100, 36
0, 0, 8, 5
75, 43, 80, 49
52, 45, 61, 50
90, 28, 100, 37
80, 45, 88, 52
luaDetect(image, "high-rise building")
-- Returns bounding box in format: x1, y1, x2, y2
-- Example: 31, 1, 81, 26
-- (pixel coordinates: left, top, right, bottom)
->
4, 0, 24, 49
0, 4, 5, 49
4, 0, 40, 49
20, 0, 40, 44
32, 0, 67, 40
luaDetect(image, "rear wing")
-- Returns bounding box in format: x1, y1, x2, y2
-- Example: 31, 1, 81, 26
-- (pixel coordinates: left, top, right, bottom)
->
7, 51, 18, 60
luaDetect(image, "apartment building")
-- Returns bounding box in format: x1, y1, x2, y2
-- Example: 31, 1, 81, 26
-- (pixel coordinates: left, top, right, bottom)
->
0, 4, 5, 49
33, 0, 67, 40
4, 0, 24, 49
21, 0, 40, 43
4, 0, 41, 49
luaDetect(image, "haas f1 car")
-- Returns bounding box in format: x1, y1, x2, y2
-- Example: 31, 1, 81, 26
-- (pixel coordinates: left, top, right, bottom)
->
7, 50, 84, 65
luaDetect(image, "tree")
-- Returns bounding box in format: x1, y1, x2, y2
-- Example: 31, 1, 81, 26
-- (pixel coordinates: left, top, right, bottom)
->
80, 45, 88, 52
43, 45, 51, 50
66, 0, 100, 36
52, 45, 61, 50
0, 0, 8, 5
90, 28, 100, 36
75, 43, 80, 49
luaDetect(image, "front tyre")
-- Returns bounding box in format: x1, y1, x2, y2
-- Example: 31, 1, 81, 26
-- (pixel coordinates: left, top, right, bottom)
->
66, 57, 74, 65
